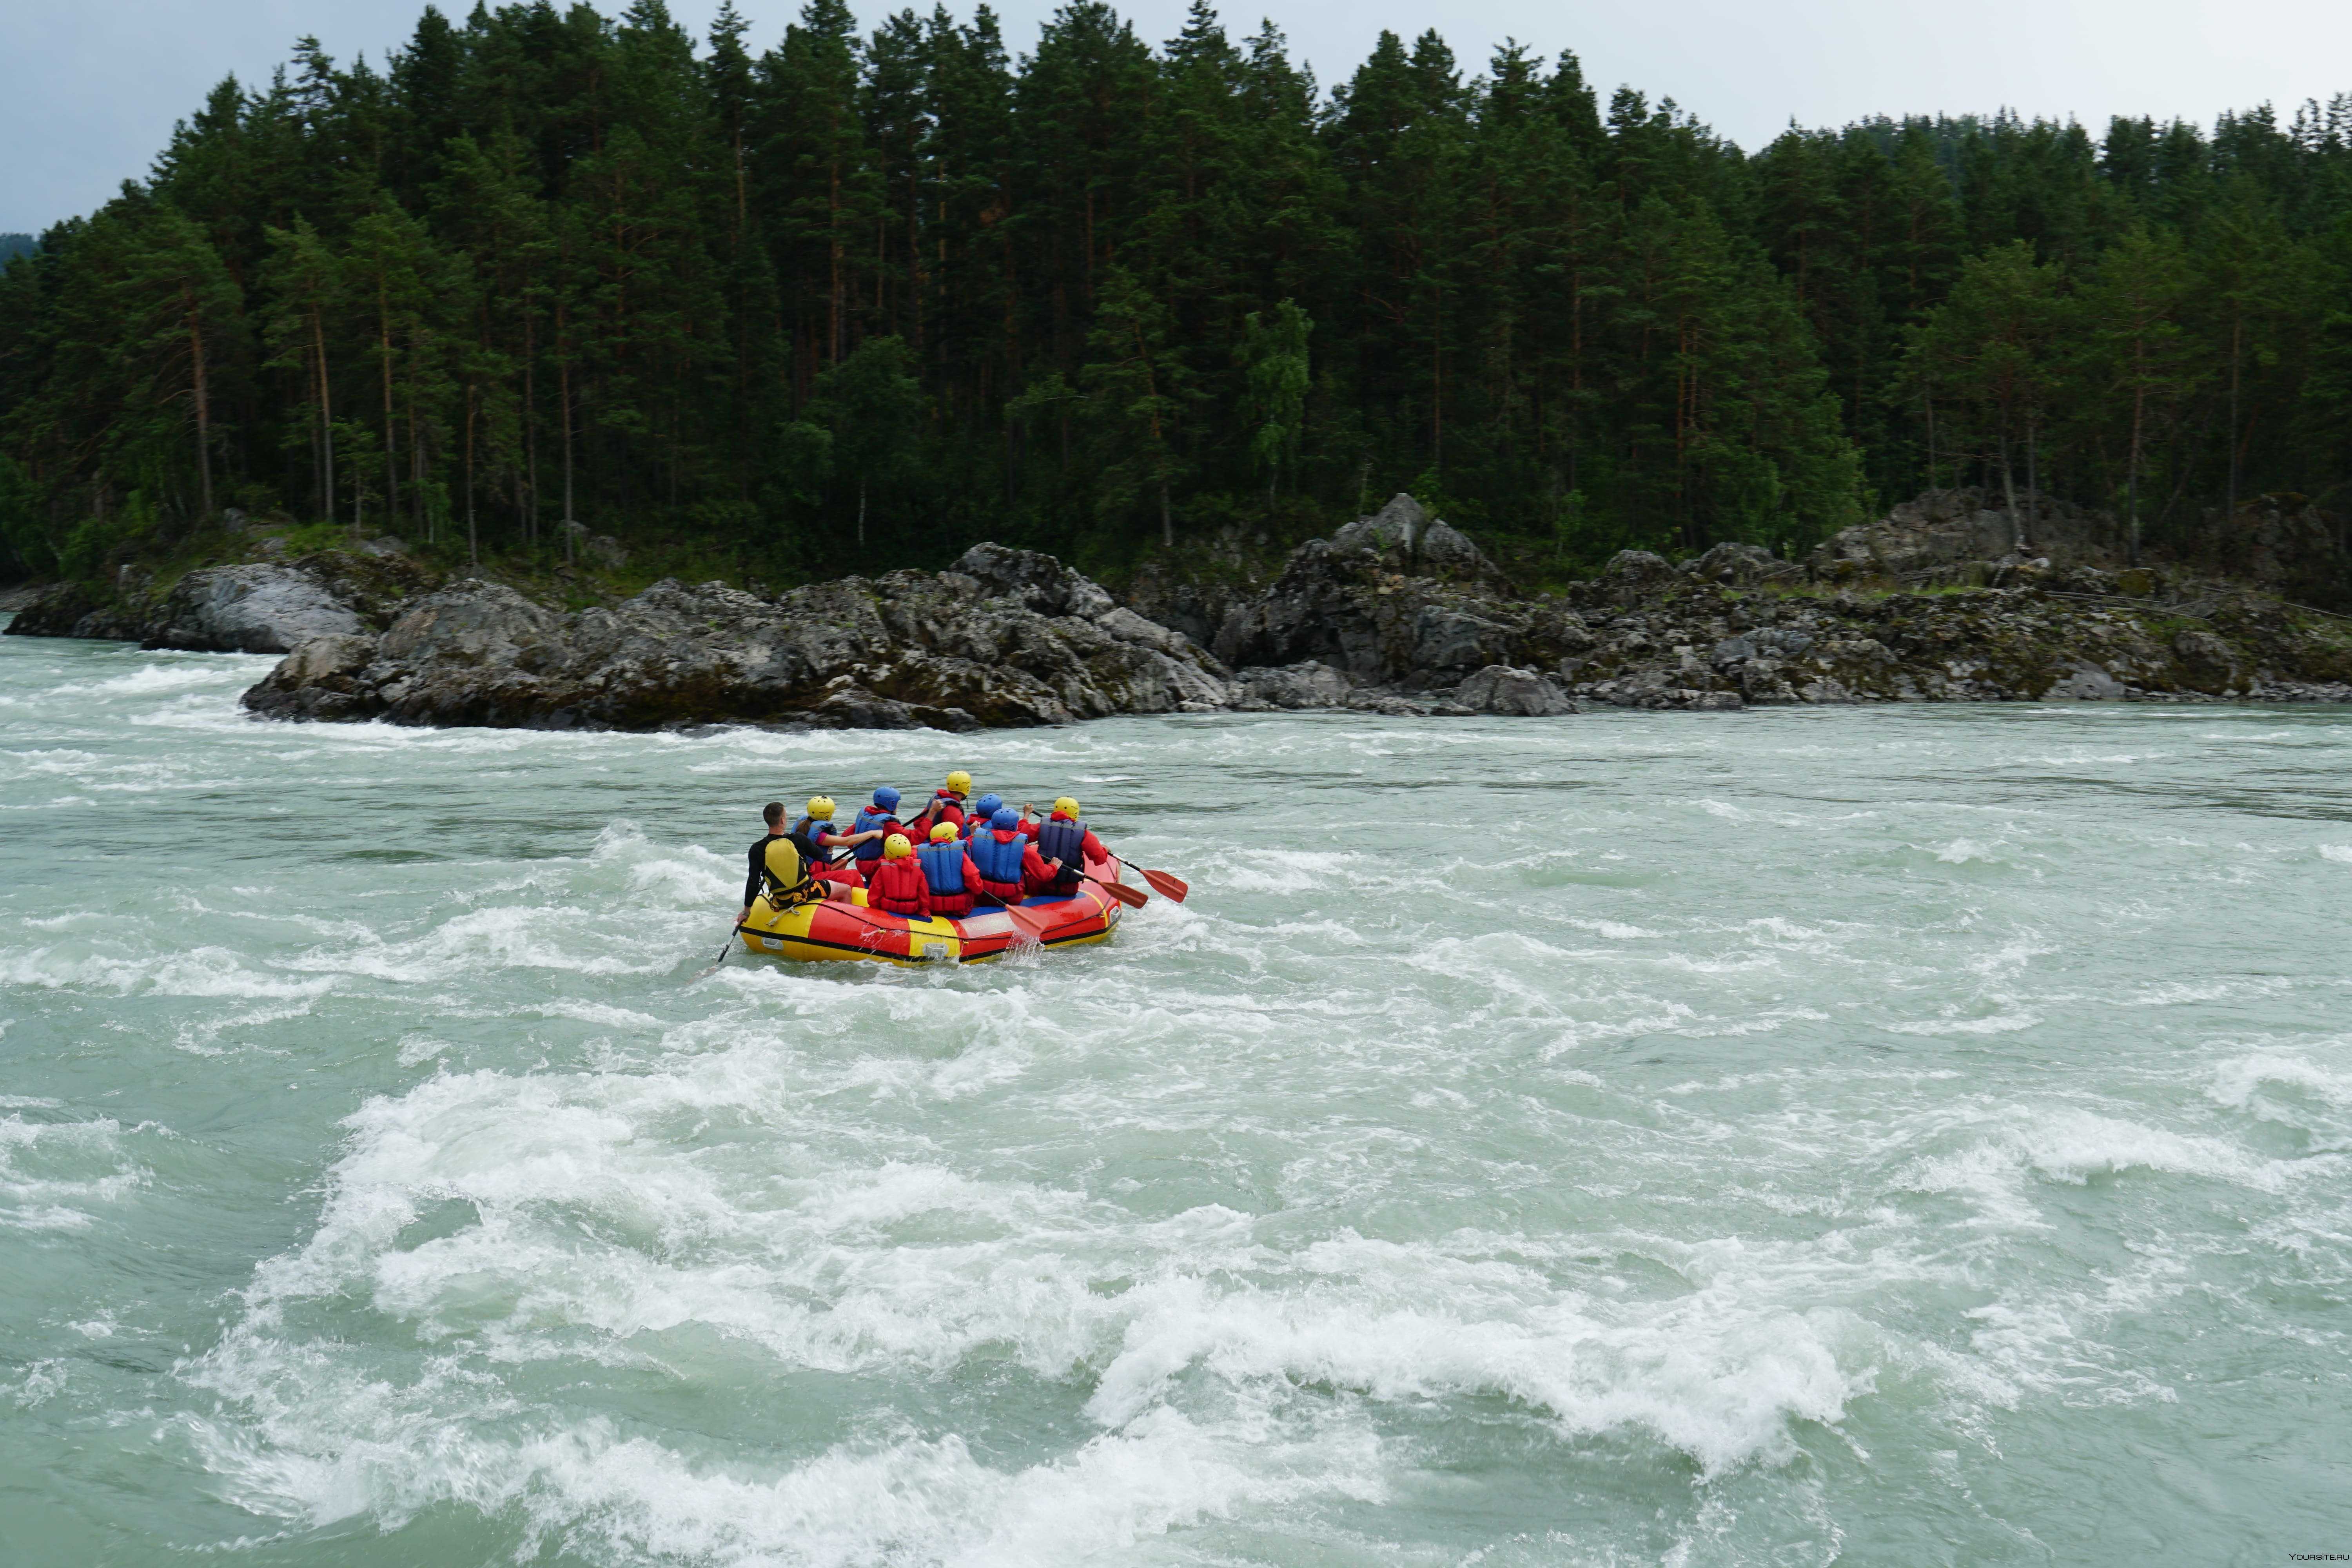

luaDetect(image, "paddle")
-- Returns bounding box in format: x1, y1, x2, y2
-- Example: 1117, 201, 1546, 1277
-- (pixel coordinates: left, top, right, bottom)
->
1112, 855, 1189, 903
688, 925, 739, 982
1087, 870, 1149, 908
997, 901, 1055, 943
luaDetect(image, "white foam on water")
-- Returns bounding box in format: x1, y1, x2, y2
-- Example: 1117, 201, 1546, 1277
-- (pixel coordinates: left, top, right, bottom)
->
0, 943, 336, 1001
0, 1114, 147, 1232
1886, 1011, 2040, 1037
2321, 844, 2352, 864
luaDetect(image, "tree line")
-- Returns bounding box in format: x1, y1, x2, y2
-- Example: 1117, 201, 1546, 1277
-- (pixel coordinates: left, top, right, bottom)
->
2, 0, 2351, 587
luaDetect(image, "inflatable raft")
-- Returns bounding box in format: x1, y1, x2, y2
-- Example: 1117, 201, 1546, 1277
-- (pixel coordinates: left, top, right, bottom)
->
736, 856, 1123, 967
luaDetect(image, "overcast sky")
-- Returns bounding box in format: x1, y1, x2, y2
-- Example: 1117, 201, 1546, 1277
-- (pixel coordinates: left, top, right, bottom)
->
7, 0, 2350, 233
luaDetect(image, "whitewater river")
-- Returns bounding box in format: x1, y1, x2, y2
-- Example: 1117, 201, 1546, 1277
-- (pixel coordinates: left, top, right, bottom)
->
4, 628, 2349, 1567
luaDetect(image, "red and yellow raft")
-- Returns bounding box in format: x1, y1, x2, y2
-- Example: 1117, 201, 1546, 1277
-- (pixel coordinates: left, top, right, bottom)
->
736, 857, 1123, 967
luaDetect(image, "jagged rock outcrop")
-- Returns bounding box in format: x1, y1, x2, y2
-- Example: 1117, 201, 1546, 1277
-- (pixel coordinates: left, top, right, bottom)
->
241, 545, 1234, 731
4, 552, 432, 651
21, 489, 2352, 731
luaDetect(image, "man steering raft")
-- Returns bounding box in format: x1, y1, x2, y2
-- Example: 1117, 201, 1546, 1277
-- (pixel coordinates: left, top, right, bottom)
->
739, 801, 822, 927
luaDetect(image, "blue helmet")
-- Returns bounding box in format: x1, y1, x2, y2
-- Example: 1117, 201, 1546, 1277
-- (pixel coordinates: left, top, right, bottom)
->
973, 793, 1004, 819
872, 786, 900, 810
992, 808, 1020, 831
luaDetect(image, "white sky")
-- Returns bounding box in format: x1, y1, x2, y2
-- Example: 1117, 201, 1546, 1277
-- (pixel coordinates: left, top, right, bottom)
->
6, 0, 2349, 232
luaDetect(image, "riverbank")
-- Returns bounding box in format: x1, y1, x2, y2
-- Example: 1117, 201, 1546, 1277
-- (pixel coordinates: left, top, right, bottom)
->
9, 492, 2352, 728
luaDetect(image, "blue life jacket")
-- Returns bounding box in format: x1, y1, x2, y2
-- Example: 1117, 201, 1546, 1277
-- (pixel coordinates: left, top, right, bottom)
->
916, 839, 967, 895
969, 829, 1027, 886
851, 807, 899, 860
1036, 817, 1087, 884
788, 817, 836, 864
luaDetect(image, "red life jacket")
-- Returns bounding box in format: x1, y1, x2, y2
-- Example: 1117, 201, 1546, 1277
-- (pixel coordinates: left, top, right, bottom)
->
910, 791, 967, 837
867, 857, 929, 916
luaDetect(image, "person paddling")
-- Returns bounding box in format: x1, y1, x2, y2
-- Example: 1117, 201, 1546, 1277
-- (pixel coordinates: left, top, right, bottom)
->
968, 806, 1050, 907
848, 788, 905, 884
1029, 795, 1108, 897
739, 802, 819, 926
915, 822, 984, 919
908, 770, 974, 839
865, 832, 930, 917
787, 796, 878, 897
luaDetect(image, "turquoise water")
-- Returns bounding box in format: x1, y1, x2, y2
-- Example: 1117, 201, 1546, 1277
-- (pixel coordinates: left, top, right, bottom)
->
4, 627, 2350, 1567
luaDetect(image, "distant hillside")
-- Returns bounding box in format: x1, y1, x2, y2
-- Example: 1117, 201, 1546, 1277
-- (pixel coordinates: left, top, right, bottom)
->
0, 234, 36, 264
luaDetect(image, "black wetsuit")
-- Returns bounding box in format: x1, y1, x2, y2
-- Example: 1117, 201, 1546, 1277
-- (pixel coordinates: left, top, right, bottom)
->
745, 833, 794, 907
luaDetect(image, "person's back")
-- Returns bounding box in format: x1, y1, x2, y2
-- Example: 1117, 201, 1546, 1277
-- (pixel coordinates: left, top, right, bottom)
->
788, 796, 871, 895
909, 770, 973, 840
739, 802, 811, 926
968, 808, 1043, 906
915, 823, 980, 918
849, 788, 904, 879
1032, 795, 1104, 895
865, 833, 929, 917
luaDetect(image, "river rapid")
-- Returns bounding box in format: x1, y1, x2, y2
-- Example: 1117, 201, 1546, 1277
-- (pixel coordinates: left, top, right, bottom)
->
3, 628, 2348, 1566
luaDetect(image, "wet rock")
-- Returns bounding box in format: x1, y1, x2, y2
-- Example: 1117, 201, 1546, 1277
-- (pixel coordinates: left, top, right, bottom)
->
1454, 664, 1575, 716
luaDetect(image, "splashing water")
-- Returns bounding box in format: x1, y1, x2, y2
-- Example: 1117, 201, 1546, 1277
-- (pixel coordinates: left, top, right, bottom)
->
4, 631, 2350, 1564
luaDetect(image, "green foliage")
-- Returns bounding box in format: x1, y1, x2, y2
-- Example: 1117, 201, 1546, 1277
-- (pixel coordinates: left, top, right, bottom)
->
3, 8, 2352, 586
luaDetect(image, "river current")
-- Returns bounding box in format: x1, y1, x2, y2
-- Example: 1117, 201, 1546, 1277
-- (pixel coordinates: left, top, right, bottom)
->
3, 626, 2348, 1566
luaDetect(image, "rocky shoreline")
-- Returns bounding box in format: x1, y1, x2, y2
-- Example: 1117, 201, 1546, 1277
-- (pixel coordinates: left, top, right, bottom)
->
7, 492, 2352, 728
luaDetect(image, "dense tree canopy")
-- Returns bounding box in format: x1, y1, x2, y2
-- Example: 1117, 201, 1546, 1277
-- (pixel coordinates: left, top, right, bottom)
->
3, 0, 2351, 586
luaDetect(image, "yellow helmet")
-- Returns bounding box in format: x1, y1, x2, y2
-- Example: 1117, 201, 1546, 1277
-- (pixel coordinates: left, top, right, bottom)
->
945, 769, 973, 795
1053, 796, 1080, 817
806, 795, 835, 821
882, 833, 912, 858
929, 822, 958, 842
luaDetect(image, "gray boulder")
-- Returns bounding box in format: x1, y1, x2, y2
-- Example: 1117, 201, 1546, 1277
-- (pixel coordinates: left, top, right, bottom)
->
244, 548, 1231, 732
1410, 605, 1515, 678
1330, 492, 1426, 556
144, 564, 367, 654
1232, 661, 1353, 710
1454, 664, 1575, 716
1329, 493, 1496, 578
1684, 542, 1798, 587
1602, 550, 1677, 584
949, 542, 1116, 619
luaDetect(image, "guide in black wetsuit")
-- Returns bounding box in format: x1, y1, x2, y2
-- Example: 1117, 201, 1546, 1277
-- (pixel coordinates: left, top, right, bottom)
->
738, 802, 810, 924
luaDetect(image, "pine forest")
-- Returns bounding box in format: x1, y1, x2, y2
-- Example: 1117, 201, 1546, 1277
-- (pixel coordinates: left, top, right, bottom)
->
5, 0, 2352, 591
